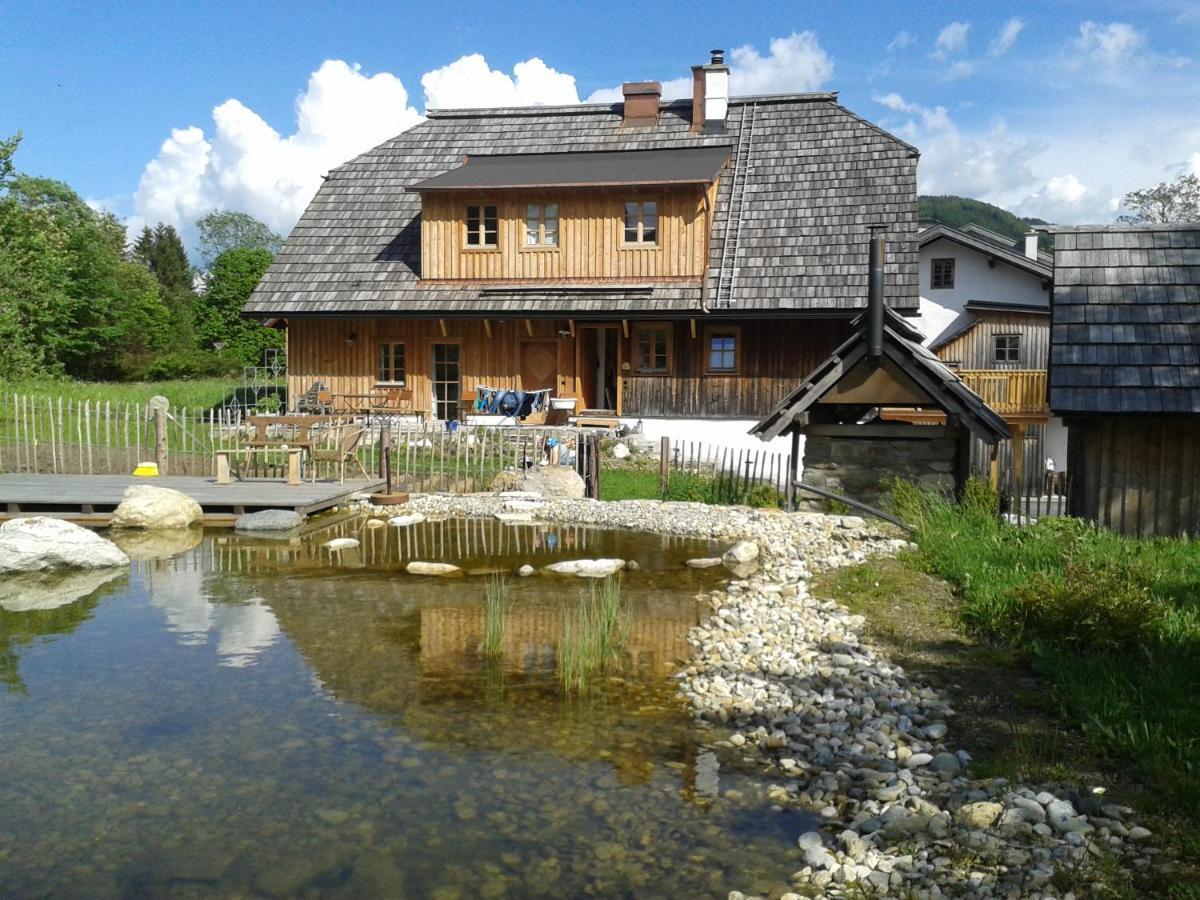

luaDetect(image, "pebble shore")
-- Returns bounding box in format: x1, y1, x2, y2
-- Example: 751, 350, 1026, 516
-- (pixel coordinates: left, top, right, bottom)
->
364, 494, 1155, 898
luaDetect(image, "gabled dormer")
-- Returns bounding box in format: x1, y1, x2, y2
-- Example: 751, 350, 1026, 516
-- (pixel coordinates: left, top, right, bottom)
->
407, 145, 729, 282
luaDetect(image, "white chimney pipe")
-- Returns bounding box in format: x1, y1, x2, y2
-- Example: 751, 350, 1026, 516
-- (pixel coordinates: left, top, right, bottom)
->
1024, 231, 1038, 260
691, 49, 731, 132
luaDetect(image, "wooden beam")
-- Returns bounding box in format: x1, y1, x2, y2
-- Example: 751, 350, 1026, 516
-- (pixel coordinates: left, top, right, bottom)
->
568, 319, 575, 338
622, 319, 629, 338
438, 319, 447, 337
483, 319, 492, 339
524, 319, 533, 337
690, 318, 697, 339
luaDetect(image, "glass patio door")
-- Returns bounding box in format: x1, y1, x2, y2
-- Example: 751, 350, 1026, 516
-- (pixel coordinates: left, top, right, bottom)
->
431, 343, 462, 421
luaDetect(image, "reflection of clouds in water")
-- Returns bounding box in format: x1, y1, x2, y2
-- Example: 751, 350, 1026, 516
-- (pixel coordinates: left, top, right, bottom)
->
148, 568, 279, 667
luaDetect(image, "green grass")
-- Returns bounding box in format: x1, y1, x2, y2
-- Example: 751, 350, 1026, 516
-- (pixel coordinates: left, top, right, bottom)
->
557, 575, 630, 692
600, 468, 783, 507
5, 376, 240, 409
891, 480, 1200, 818
481, 574, 512, 658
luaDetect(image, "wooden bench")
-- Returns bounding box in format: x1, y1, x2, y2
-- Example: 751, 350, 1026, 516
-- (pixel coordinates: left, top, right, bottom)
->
216, 447, 304, 486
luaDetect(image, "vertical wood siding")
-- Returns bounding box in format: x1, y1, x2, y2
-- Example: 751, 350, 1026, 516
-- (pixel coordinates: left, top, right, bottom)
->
287, 316, 847, 420
936, 311, 1050, 370
1067, 416, 1200, 537
418, 186, 711, 281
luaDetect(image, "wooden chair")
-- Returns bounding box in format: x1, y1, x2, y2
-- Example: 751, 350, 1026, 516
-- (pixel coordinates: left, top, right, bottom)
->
309, 425, 371, 482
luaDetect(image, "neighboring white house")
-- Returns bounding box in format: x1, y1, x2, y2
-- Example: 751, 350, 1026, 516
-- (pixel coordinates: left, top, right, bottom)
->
912, 222, 1068, 473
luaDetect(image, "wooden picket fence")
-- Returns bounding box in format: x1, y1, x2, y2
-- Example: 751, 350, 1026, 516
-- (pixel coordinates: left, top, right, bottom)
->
658, 436, 793, 507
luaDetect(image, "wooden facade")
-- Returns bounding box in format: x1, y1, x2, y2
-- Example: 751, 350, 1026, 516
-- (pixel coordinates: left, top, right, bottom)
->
1066, 416, 1200, 537
286, 316, 847, 421
935, 309, 1050, 371
417, 185, 715, 282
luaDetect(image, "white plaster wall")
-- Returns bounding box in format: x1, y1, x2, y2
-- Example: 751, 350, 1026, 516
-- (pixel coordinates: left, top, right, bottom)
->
620, 417, 804, 474
1044, 417, 1069, 471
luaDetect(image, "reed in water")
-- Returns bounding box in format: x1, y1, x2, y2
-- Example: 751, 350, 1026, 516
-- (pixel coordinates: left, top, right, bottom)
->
481, 574, 512, 658
558, 574, 630, 692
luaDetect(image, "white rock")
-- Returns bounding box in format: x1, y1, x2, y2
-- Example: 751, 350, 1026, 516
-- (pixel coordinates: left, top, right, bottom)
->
905, 753, 934, 769
388, 513, 426, 527
324, 538, 359, 551
516, 564, 535, 577
110, 486, 202, 529
955, 802, 1003, 829
234, 509, 304, 532
923, 722, 948, 740
544, 558, 625, 578
686, 557, 724, 568
520, 467, 585, 499
0, 517, 129, 572
722, 540, 760, 564
611, 442, 630, 459
406, 561, 463, 577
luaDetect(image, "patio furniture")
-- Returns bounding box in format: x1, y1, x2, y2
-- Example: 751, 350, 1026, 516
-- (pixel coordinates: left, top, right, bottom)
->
215, 447, 304, 486
308, 426, 371, 483
296, 382, 333, 414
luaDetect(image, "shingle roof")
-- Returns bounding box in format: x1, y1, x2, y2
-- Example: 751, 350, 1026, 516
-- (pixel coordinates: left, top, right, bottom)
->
409, 146, 731, 190
246, 94, 919, 318
919, 222, 1053, 284
1047, 224, 1200, 415
750, 306, 1010, 443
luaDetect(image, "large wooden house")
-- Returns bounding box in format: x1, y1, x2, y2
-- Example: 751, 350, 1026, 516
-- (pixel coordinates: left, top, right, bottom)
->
245, 51, 919, 448
1048, 223, 1200, 536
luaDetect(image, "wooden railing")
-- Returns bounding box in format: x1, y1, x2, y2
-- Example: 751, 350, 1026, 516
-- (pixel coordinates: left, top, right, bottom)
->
957, 369, 1048, 416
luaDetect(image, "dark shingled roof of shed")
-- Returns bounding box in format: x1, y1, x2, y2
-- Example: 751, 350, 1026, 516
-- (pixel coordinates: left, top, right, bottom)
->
245, 94, 919, 317
1046, 224, 1200, 415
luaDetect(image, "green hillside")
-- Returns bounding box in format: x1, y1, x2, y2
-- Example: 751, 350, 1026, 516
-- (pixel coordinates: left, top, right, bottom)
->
919, 195, 1052, 250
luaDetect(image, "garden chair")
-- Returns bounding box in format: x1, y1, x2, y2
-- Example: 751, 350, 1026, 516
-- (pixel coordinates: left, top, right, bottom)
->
309, 425, 371, 483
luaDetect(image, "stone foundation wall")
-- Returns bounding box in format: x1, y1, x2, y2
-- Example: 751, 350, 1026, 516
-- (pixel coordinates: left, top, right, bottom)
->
801, 428, 959, 510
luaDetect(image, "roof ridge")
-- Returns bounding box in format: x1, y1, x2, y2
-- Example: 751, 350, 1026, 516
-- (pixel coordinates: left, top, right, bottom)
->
426, 91, 840, 119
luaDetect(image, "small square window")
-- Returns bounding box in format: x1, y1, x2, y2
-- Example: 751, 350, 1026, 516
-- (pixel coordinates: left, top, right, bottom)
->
634, 323, 672, 373
623, 201, 658, 245
993, 334, 1020, 365
524, 203, 558, 247
466, 204, 498, 247
931, 257, 955, 289
705, 327, 739, 373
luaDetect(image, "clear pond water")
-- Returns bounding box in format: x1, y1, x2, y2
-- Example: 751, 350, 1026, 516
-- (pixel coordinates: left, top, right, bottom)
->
0, 516, 814, 898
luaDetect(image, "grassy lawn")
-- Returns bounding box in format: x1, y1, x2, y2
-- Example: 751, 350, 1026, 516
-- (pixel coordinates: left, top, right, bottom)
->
813, 483, 1200, 896
600, 466, 783, 507
5, 377, 239, 409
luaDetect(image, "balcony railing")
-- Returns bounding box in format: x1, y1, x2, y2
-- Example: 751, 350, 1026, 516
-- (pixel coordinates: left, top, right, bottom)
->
957, 369, 1048, 416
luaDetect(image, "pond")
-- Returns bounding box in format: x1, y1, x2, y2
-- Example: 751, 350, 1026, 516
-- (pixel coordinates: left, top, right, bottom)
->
0, 516, 814, 898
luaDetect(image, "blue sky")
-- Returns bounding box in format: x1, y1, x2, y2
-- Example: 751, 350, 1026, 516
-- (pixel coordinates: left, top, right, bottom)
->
3, 0, 1199, 246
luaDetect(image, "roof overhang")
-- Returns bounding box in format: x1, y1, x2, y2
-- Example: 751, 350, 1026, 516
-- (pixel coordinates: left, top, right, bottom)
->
407, 146, 731, 192
919, 223, 1053, 279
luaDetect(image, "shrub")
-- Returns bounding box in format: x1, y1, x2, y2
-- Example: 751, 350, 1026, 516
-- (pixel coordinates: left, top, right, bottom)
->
960, 477, 999, 517
137, 349, 241, 380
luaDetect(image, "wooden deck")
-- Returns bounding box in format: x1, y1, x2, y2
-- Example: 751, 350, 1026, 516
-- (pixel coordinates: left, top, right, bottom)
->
0, 474, 384, 526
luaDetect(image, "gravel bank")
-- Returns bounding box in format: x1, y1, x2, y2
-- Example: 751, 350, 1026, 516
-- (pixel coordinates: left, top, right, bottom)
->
362, 494, 1154, 898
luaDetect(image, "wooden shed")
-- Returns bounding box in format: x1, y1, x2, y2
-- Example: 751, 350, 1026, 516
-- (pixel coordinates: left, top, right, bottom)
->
1047, 224, 1200, 536
751, 232, 1010, 509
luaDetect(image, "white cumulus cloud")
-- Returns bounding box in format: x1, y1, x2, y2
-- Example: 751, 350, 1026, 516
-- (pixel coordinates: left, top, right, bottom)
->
933, 22, 970, 60
421, 55, 580, 109
1016, 173, 1120, 224
1074, 21, 1146, 67
132, 60, 422, 245
989, 18, 1025, 58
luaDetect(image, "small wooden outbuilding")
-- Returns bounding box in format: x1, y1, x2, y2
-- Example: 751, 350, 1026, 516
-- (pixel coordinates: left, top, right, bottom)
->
751, 232, 1010, 509
1047, 223, 1200, 536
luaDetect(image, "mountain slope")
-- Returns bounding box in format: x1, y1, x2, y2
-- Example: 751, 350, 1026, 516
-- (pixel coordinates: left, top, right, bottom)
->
919, 195, 1051, 250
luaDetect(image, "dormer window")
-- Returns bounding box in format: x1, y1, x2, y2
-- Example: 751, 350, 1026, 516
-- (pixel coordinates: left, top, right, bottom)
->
465, 204, 498, 248
623, 201, 658, 245
524, 204, 558, 247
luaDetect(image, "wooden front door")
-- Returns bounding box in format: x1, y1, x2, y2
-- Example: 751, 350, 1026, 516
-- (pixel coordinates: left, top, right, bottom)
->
431, 342, 462, 421
520, 339, 558, 424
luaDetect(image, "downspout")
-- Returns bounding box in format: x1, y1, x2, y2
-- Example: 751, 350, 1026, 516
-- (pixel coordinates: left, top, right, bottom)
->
866, 225, 886, 365
699, 187, 713, 313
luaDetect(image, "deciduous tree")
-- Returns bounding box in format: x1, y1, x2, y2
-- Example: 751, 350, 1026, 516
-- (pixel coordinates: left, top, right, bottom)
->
1120, 173, 1200, 224
196, 210, 283, 269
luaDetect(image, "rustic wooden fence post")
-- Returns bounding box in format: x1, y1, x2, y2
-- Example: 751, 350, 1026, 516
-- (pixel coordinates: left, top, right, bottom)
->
586, 433, 601, 499
659, 436, 670, 497
151, 397, 169, 473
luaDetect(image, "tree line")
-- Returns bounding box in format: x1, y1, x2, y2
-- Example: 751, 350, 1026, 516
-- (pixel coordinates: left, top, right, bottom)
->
0, 131, 284, 382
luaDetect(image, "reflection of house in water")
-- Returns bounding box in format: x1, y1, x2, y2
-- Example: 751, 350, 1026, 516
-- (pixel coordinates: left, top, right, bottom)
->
141, 559, 280, 668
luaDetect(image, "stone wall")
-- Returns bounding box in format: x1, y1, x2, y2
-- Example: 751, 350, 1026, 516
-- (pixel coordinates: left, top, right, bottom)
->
800, 424, 960, 510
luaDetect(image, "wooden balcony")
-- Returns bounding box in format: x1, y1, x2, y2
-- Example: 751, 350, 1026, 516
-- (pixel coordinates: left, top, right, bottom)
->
883, 369, 1048, 424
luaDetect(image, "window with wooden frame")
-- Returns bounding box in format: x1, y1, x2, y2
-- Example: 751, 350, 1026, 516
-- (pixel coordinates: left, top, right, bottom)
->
377, 342, 406, 385
523, 203, 558, 247
465, 204, 499, 248
633, 323, 672, 374
704, 326, 740, 373
623, 200, 658, 245
931, 257, 955, 289
993, 333, 1021, 365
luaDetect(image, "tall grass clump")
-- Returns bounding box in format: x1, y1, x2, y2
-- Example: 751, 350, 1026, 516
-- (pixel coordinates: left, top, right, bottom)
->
557, 575, 631, 692
890, 478, 1200, 815
481, 574, 512, 658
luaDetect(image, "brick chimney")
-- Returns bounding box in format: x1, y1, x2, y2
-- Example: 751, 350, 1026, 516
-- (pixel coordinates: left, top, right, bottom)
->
691, 49, 730, 133
621, 81, 661, 127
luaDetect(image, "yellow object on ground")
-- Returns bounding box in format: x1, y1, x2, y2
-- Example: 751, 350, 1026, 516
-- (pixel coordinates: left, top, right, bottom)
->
132, 462, 160, 477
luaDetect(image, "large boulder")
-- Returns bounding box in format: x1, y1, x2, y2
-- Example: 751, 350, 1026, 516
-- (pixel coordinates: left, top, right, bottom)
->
406, 561, 463, 577
234, 509, 304, 532
111, 486, 202, 529
544, 558, 625, 578
0, 568, 125, 612
520, 466, 586, 499
0, 517, 129, 573
722, 541, 760, 564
